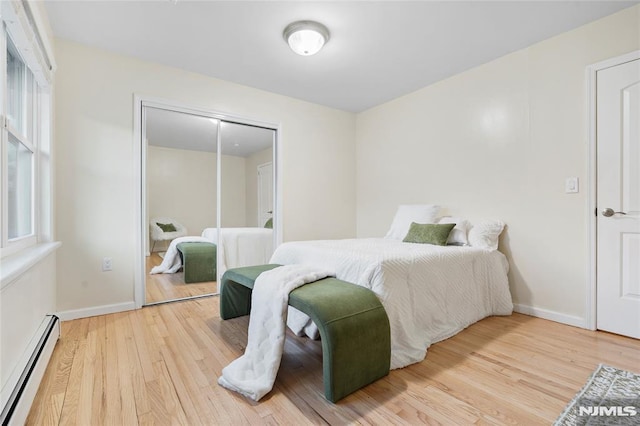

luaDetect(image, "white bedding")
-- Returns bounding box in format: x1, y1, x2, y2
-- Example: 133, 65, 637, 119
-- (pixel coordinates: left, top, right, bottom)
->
202, 227, 273, 279
270, 238, 513, 369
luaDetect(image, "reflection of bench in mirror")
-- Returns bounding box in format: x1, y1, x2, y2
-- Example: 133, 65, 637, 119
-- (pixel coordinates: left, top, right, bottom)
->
176, 242, 217, 283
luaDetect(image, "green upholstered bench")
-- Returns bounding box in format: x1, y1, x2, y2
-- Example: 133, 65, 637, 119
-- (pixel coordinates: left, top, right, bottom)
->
220, 264, 391, 402
176, 242, 217, 283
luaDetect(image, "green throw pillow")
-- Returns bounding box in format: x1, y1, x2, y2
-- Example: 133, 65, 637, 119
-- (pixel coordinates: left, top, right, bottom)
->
157, 222, 177, 232
403, 222, 456, 246
264, 218, 273, 229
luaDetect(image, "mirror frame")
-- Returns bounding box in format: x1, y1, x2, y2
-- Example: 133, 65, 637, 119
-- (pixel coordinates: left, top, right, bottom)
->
133, 95, 281, 308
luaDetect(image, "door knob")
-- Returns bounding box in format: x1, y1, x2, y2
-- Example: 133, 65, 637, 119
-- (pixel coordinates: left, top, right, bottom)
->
602, 208, 627, 217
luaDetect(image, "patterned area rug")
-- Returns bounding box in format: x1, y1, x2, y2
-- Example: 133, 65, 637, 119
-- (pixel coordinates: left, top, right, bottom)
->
555, 364, 640, 425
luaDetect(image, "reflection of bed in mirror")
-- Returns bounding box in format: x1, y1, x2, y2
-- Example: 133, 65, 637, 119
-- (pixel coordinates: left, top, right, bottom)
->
202, 227, 273, 278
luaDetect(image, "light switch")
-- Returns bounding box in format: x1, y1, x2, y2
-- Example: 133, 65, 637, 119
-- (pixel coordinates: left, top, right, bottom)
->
565, 177, 579, 193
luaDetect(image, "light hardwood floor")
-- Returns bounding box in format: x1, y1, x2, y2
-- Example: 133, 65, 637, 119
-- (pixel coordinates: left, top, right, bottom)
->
27, 299, 640, 425
145, 253, 216, 304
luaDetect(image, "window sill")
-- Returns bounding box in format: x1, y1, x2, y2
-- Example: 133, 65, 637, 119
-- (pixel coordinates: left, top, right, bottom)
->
0, 241, 61, 290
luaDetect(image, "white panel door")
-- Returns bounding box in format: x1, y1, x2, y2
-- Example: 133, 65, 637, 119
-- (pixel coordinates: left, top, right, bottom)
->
596, 59, 640, 339
257, 162, 273, 227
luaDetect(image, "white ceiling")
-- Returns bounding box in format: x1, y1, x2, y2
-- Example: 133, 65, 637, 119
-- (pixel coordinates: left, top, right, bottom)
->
45, 1, 638, 112
146, 107, 274, 156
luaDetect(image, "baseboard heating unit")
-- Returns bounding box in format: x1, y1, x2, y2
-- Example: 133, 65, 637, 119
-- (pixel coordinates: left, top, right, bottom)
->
1, 315, 60, 426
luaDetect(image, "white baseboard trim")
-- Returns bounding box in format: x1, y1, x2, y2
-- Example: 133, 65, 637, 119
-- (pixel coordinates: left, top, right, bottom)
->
513, 303, 586, 328
56, 301, 136, 321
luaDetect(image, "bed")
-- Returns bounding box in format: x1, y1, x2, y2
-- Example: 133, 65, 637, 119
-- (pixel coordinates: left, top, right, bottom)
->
201, 227, 274, 279
270, 238, 513, 369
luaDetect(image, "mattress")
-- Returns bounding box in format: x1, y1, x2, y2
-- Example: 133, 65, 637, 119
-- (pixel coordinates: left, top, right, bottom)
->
270, 238, 513, 369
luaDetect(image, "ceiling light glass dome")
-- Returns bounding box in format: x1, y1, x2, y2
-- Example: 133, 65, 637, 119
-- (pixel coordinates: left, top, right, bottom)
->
283, 21, 330, 56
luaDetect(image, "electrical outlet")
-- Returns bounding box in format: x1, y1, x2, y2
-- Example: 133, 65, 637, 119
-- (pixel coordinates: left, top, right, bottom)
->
102, 257, 112, 272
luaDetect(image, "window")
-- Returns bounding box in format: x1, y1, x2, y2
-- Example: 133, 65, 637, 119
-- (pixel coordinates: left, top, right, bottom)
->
5, 36, 37, 243
7, 134, 33, 239
1, 24, 51, 255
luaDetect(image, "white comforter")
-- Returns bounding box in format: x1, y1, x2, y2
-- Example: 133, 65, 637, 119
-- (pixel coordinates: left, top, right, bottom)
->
270, 238, 513, 369
202, 227, 273, 279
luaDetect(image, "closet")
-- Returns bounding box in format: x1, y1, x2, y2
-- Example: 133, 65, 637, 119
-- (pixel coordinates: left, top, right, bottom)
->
141, 104, 277, 305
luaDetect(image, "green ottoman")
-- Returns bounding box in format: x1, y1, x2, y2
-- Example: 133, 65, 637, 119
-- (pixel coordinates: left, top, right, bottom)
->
176, 242, 217, 283
220, 264, 391, 402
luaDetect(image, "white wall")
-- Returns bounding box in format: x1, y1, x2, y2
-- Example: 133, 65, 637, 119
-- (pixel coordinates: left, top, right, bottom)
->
1, 252, 57, 399
355, 6, 640, 323
54, 39, 356, 313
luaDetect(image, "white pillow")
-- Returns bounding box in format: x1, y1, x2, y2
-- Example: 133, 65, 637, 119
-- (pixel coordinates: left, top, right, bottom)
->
438, 217, 470, 245
385, 204, 440, 240
468, 220, 505, 251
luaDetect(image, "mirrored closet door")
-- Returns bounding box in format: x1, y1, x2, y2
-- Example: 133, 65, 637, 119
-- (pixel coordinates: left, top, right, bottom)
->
217, 121, 276, 286
144, 107, 219, 304
141, 104, 277, 305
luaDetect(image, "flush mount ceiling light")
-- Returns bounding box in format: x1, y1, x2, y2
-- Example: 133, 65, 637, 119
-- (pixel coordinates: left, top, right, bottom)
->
283, 20, 330, 56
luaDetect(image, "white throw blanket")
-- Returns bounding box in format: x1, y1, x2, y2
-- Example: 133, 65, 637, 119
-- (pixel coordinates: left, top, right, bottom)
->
218, 265, 334, 401
150, 236, 213, 274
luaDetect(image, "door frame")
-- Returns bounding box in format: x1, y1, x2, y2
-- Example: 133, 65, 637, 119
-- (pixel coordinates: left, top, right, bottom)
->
133, 94, 282, 308
585, 50, 640, 330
